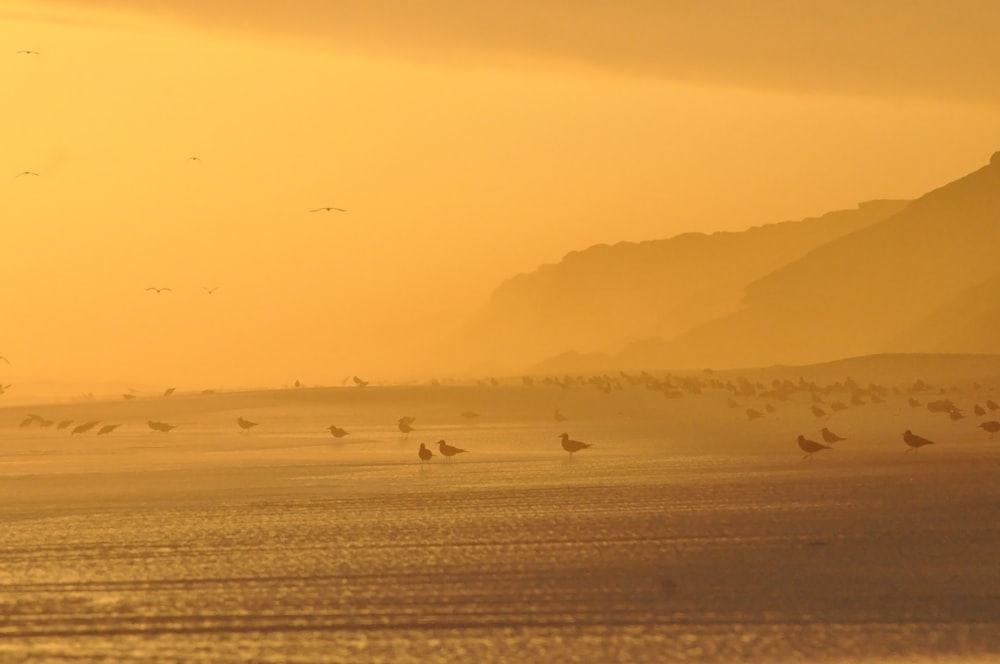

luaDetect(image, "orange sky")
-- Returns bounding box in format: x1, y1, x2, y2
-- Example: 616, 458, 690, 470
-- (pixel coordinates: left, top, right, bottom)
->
2, 1, 999, 391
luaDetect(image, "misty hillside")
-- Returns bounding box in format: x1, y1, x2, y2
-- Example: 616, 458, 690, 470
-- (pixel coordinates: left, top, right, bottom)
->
455, 199, 908, 372
887, 273, 1000, 354
610, 151, 1000, 370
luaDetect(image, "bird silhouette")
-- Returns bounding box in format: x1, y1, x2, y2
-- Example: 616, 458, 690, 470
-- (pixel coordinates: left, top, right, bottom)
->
987, 400, 999, 412
97, 424, 121, 435
398, 417, 416, 436
56, 420, 73, 430
903, 430, 934, 453
820, 427, 845, 445
71, 421, 99, 435
0, 355, 10, 364
810, 405, 827, 418
15, 171, 39, 177
437, 439, 467, 459
978, 421, 1000, 439
0, 384, 10, 395
148, 420, 177, 433
974, 404, 986, 416
310, 207, 347, 213
418, 442, 434, 464
236, 417, 258, 431
16, 50, 40, 55
559, 433, 591, 456
20, 413, 45, 427
327, 425, 349, 438
746, 408, 764, 421
163, 387, 176, 397
353, 375, 369, 388
797, 434, 831, 459
146, 287, 171, 293
202, 286, 219, 294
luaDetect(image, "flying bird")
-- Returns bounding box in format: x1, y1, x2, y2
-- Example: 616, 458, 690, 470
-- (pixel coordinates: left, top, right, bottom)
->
16, 50, 40, 55
163, 387, 176, 397
797, 434, 831, 459
146, 287, 172, 293
236, 417, 258, 431
310, 207, 347, 213
418, 442, 434, 464
327, 425, 349, 438
148, 420, 177, 433
437, 439, 467, 459
97, 424, 121, 435
187, 156, 201, 162
0, 355, 10, 364
202, 287, 219, 295
820, 427, 845, 445
15, 171, 39, 177
352, 375, 369, 388
559, 432, 592, 456
903, 430, 934, 453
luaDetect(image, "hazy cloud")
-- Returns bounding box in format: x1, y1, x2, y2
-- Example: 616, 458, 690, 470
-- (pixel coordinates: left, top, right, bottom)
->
29, 0, 1000, 104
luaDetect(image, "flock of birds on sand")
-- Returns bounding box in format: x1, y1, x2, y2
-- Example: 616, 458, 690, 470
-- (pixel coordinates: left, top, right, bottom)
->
6, 368, 999, 466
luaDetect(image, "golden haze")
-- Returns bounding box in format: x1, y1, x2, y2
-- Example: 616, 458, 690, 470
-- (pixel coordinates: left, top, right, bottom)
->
2, 1, 1000, 390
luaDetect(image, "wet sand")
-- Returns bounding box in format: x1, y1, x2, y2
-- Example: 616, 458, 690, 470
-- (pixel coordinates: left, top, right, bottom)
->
1, 381, 999, 662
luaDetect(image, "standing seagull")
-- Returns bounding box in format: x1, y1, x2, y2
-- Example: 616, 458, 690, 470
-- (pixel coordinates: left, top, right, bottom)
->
437, 439, 467, 459
310, 207, 347, 213
398, 416, 416, 437
71, 421, 100, 435
903, 430, 934, 453
327, 425, 349, 438
237, 417, 258, 432
797, 434, 831, 459
559, 432, 592, 456
820, 427, 846, 445
978, 421, 1000, 439
418, 442, 434, 464
148, 420, 177, 433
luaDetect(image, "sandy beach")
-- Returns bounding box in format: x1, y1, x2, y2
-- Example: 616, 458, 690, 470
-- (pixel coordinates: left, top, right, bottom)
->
1, 376, 999, 662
